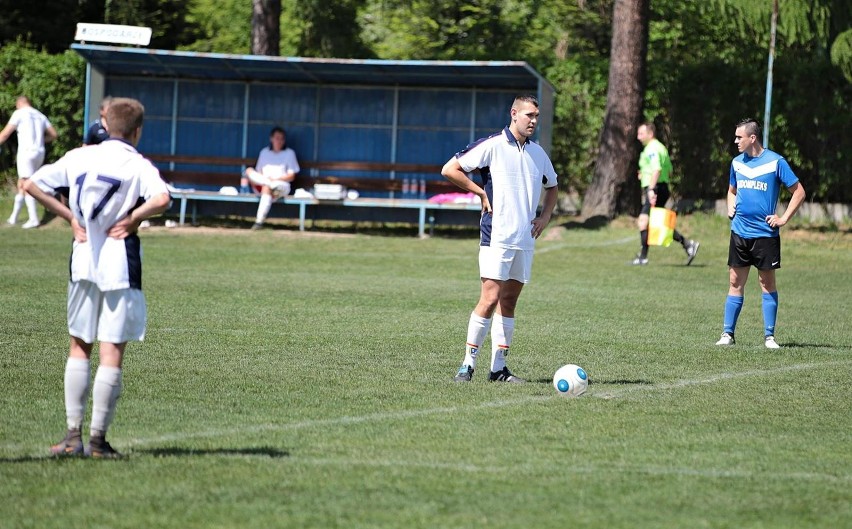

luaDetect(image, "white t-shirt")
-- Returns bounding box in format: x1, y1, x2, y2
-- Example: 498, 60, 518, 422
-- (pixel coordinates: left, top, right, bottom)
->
457, 127, 557, 250
8, 106, 52, 154
256, 146, 300, 177
31, 139, 169, 291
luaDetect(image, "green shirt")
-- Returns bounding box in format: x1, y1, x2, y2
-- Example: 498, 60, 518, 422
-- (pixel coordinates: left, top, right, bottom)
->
638, 138, 673, 188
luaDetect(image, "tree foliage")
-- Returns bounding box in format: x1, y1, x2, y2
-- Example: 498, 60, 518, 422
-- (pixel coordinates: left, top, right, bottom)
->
1, 0, 849, 204
0, 42, 85, 175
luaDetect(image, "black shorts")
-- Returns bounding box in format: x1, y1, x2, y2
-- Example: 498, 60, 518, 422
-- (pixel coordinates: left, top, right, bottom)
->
728, 232, 781, 270
640, 182, 670, 215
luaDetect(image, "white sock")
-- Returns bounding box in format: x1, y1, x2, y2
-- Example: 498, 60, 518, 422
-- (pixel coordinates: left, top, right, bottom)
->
463, 313, 491, 369
256, 194, 273, 223
10, 193, 24, 221
25, 194, 39, 222
490, 314, 515, 372
90, 366, 122, 435
64, 357, 91, 430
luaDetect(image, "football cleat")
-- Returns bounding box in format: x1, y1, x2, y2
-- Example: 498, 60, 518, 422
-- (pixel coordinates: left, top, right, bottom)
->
50, 428, 84, 457
764, 335, 780, 349
631, 255, 649, 266
251, 222, 264, 230
22, 219, 40, 229
454, 365, 474, 382
85, 435, 123, 459
489, 366, 525, 383
715, 332, 735, 346
685, 240, 700, 266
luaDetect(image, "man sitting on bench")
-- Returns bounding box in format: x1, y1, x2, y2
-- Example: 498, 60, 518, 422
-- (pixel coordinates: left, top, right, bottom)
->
240, 126, 300, 230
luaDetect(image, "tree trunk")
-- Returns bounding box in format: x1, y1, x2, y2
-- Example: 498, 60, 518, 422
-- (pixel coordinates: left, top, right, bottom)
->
581, 0, 649, 220
251, 0, 281, 56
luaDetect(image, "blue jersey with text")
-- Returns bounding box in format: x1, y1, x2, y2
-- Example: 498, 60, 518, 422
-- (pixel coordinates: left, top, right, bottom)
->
729, 149, 799, 238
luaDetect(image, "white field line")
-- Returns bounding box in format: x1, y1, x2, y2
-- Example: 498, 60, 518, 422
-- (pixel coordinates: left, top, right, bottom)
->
2, 359, 850, 472
120, 360, 850, 447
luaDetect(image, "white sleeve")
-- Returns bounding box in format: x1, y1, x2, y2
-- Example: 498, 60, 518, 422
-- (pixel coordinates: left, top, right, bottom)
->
31, 156, 70, 194
457, 143, 491, 173
286, 149, 300, 174
138, 162, 169, 200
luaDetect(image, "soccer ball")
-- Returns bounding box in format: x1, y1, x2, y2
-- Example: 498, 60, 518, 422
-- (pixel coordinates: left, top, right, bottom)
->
553, 364, 589, 397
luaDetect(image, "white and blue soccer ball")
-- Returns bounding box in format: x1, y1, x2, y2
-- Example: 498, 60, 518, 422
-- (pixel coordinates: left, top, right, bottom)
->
553, 364, 589, 397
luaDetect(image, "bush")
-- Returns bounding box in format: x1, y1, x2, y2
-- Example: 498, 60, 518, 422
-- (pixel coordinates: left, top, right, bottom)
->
0, 40, 85, 179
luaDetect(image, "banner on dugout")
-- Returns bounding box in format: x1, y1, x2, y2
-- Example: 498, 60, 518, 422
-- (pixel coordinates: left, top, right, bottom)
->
648, 207, 676, 247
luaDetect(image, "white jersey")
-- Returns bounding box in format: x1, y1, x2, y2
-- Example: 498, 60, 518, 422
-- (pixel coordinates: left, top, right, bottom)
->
256, 146, 300, 177
456, 127, 558, 250
31, 139, 169, 291
8, 106, 52, 154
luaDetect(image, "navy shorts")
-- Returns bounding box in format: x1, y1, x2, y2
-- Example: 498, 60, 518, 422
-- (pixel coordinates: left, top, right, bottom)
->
728, 232, 781, 270
641, 182, 670, 215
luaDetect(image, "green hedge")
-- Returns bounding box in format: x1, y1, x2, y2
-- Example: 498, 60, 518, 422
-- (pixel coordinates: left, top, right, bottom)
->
0, 41, 85, 180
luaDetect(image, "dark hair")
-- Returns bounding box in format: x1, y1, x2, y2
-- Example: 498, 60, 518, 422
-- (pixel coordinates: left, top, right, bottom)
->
269, 126, 287, 150
513, 94, 539, 108
736, 118, 762, 140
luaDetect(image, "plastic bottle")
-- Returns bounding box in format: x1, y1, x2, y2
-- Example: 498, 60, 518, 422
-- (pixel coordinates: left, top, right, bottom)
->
401, 177, 410, 197
419, 178, 426, 199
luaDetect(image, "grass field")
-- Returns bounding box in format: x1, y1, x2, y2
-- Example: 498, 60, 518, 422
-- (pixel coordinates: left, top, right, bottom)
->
1, 203, 850, 529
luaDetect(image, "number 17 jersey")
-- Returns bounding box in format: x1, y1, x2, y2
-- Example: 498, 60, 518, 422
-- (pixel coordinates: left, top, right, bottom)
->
31, 139, 169, 291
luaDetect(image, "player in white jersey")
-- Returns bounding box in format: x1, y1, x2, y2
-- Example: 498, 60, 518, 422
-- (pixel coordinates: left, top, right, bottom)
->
0, 95, 58, 228
442, 95, 559, 383
24, 98, 171, 458
239, 126, 300, 230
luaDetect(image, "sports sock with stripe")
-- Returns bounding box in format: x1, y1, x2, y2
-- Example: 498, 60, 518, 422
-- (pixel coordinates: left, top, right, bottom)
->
490, 314, 515, 372
463, 312, 491, 369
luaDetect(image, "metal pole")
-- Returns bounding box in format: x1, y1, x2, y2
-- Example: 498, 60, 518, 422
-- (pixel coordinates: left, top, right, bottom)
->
763, 0, 779, 147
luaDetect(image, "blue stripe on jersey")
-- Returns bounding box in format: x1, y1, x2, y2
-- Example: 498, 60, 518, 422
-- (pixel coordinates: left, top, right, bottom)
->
729, 149, 799, 238
455, 131, 503, 159
480, 166, 493, 246
125, 235, 142, 289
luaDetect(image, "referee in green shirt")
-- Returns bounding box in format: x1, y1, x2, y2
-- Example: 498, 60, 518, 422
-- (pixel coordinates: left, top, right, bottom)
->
633, 122, 699, 266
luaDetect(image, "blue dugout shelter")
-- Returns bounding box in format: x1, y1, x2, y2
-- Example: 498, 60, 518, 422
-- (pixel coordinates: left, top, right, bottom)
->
72, 44, 555, 198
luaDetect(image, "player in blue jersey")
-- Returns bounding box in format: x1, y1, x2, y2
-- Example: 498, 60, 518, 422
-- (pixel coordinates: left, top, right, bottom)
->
716, 118, 806, 349
84, 96, 112, 145
24, 98, 171, 458
441, 95, 559, 383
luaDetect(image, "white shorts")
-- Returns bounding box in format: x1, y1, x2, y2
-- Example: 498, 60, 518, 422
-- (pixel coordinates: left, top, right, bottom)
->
17, 151, 45, 178
67, 281, 147, 344
247, 172, 291, 195
478, 246, 534, 283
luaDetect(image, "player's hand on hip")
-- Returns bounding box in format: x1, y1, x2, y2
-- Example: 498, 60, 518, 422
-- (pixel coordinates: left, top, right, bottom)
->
480, 194, 492, 214
766, 214, 786, 228
71, 218, 87, 243
108, 216, 138, 239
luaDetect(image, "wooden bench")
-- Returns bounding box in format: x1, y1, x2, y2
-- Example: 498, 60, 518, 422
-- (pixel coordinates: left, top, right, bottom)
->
147, 154, 482, 236
147, 154, 464, 195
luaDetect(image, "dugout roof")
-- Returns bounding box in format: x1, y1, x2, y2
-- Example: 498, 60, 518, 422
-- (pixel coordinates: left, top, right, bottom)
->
72, 44, 553, 91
